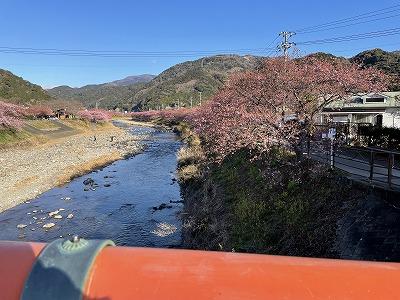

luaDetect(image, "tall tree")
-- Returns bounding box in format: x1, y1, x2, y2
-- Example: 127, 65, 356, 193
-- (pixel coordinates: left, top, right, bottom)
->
192, 57, 389, 161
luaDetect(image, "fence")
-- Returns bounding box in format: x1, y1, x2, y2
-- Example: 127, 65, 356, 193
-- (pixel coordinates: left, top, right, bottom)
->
309, 139, 400, 190
313, 122, 372, 145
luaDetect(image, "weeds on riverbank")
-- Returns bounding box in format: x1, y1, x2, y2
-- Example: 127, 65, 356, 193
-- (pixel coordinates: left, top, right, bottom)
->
136, 111, 367, 257
181, 147, 365, 257
0, 129, 32, 147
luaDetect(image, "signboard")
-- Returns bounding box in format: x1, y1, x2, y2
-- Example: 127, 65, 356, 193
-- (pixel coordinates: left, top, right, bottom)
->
328, 128, 336, 140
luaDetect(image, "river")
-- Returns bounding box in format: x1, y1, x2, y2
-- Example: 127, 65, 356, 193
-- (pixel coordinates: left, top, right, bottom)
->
0, 124, 183, 247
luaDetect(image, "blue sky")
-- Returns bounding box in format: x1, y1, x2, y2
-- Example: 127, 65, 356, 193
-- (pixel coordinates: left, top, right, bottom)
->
0, 0, 399, 88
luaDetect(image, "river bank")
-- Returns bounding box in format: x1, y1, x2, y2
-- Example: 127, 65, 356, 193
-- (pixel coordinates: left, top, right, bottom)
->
0, 125, 182, 247
0, 122, 143, 212
162, 121, 400, 262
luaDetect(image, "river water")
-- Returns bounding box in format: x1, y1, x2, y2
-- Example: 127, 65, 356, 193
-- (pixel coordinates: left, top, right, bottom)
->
0, 125, 183, 247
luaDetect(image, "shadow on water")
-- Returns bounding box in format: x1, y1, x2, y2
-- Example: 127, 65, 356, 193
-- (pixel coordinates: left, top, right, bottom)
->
0, 125, 183, 248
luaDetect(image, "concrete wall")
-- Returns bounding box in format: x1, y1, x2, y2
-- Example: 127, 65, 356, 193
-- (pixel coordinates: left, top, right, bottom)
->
383, 110, 400, 128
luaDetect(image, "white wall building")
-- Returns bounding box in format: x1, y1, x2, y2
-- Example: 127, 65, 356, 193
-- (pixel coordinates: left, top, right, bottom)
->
321, 92, 400, 128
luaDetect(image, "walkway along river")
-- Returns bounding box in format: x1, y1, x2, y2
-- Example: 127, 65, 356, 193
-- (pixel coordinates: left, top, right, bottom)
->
0, 124, 183, 247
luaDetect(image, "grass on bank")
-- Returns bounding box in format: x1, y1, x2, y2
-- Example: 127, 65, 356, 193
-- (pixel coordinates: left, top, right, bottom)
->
175, 123, 366, 258
0, 119, 116, 148
0, 129, 32, 146
213, 150, 354, 256
25, 120, 60, 130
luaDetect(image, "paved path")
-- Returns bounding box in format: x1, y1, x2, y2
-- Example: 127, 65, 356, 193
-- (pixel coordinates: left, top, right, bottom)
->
309, 144, 400, 191
24, 120, 80, 140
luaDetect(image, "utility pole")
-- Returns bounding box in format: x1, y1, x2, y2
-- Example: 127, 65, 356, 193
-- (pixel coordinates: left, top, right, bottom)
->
278, 31, 296, 58
198, 91, 202, 106
190, 96, 193, 108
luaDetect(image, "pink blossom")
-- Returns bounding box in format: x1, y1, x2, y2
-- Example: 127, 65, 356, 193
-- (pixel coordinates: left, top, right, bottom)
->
131, 108, 195, 123
77, 109, 111, 123
191, 57, 389, 161
26, 105, 53, 118
0, 101, 26, 129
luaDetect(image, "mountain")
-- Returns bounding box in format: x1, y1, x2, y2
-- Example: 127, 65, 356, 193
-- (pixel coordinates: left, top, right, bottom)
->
47, 75, 154, 110
0, 69, 51, 105
105, 74, 156, 87
308, 49, 400, 90
350, 48, 400, 75
133, 55, 262, 110
350, 49, 400, 89
48, 56, 261, 110
48, 49, 400, 111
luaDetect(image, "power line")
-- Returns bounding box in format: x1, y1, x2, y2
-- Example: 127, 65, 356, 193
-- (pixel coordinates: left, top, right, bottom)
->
326, 41, 400, 54
297, 27, 400, 46
294, 4, 400, 33
299, 41, 400, 59
0, 46, 275, 58
264, 35, 280, 57
0, 45, 271, 54
297, 12, 400, 34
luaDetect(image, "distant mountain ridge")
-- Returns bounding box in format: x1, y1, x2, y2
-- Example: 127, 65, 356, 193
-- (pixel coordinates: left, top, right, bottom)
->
350, 49, 400, 89
133, 55, 262, 110
105, 74, 156, 87
0, 69, 51, 105
2, 49, 399, 110
48, 55, 262, 110
47, 74, 155, 110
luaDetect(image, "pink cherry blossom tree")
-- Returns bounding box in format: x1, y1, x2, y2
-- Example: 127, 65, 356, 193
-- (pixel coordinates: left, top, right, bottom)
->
77, 109, 111, 123
191, 56, 389, 161
0, 101, 26, 129
131, 108, 195, 123
26, 105, 53, 119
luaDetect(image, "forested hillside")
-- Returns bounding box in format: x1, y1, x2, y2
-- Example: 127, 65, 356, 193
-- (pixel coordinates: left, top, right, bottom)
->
133, 55, 261, 110
0, 69, 51, 105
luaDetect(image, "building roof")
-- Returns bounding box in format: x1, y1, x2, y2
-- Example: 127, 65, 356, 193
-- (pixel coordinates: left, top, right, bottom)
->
323, 92, 400, 112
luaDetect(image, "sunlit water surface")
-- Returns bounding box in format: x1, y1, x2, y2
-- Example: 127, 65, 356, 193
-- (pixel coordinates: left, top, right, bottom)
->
0, 125, 183, 247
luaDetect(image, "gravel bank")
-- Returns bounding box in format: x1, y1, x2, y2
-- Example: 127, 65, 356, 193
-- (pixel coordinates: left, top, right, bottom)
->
0, 126, 142, 212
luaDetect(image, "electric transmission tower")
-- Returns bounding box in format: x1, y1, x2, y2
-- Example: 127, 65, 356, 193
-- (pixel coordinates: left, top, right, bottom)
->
278, 31, 296, 58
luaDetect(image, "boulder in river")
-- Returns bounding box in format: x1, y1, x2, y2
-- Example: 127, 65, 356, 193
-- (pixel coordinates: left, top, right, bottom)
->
67, 214, 74, 219
17, 224, 27, 229
53, 215, 62, 219
83, 178, 95, 186
152, 203, 173, 211
48, 210, 60, 217
43, 223, 55, 229
169, 200, 184, 204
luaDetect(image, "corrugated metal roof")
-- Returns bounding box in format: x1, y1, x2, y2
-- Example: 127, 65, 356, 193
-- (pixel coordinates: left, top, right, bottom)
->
324, 92, 400, 110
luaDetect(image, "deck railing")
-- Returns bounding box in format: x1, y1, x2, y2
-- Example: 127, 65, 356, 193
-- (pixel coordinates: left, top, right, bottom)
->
308, 140, 400, 190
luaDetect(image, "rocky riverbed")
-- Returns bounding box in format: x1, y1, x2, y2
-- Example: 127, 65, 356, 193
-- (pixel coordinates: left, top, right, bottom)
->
0, 125, 143, 212
0, 125, 183, 247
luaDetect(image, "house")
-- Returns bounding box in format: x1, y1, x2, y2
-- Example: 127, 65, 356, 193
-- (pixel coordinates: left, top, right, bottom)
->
320, 92, 400, 128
